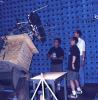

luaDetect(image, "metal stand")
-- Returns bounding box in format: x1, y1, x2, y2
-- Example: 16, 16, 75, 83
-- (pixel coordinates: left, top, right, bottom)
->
31, 73, 58, 100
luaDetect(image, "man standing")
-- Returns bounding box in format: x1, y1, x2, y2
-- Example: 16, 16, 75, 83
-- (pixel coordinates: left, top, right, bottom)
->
68, 37, 82, 99
74, 30, 86, 87
48, 38, 64, 72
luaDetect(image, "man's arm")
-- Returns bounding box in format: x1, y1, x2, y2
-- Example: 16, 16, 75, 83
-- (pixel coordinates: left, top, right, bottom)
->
82, 51, 85, 61
48, 53, 53, 59
82, 40, 86, 65
47, 48, 54, 59
58, 56, 64, 60
72, 56, 76, 70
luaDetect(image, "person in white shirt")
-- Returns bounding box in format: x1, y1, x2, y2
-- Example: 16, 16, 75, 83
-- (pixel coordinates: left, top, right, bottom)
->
74, 30, 86, 87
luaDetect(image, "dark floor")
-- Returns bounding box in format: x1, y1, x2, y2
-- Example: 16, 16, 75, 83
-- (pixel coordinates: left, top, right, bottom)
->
30, 83, 98, 100
0, 84, 98, 100
55, 84, 98, 100
67, 84, 98, 100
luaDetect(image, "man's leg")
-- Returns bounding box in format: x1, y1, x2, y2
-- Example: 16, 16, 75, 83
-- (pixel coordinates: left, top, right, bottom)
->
70, 80, 76, 95
75, 80, 80, 88
50, 64, 55, 72
79, 56, 85, 87
79, 67, 85, 86
69, 80, 78, 98
75, 80, 82, 94
54, 64, 63, 90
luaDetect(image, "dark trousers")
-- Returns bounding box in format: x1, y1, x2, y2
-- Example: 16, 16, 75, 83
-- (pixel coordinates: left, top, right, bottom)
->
50, 63, 63, 72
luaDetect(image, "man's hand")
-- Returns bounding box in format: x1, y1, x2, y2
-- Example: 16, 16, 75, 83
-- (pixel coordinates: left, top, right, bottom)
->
49, 55, 57, 60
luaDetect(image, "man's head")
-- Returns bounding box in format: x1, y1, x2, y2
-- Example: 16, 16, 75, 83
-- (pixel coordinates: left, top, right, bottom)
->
74, 30, 82, 38
54, 38, 61, 48
70, 37, 78, 46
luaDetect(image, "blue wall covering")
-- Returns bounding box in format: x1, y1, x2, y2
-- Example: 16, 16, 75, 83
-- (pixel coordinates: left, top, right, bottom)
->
0, 0, 98, 83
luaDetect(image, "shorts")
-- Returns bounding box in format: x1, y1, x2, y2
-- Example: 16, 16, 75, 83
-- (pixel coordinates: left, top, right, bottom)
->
67, 70, 79, 80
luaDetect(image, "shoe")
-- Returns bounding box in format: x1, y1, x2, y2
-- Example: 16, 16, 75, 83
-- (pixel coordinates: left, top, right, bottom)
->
76, 90, 83, 95
68, 94, 78, 99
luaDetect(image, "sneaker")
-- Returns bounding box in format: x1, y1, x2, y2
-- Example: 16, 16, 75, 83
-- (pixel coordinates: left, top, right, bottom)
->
68, 94, 78, 99
76, 90, 83, 95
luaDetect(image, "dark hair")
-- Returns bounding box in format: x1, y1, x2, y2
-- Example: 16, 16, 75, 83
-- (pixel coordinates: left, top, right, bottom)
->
54, 38, 61, 44
76, 30, 82, 37
72, 37, 78, 44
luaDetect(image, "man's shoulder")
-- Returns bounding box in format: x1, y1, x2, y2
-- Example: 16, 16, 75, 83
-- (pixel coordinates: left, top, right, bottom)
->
73, 45, 79, 51
79, 38, 85, 43
79, 37, 84, 41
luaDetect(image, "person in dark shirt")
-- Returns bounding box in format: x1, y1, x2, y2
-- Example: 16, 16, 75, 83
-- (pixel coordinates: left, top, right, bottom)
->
68, 37, 82, 99
48, 38, 64, 72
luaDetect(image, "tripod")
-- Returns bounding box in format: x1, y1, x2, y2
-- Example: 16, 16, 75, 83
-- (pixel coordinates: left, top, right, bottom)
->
31, 73, 58, 100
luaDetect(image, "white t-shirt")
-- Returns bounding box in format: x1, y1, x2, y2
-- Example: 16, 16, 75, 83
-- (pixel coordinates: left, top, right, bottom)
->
77, 38, 86, 56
